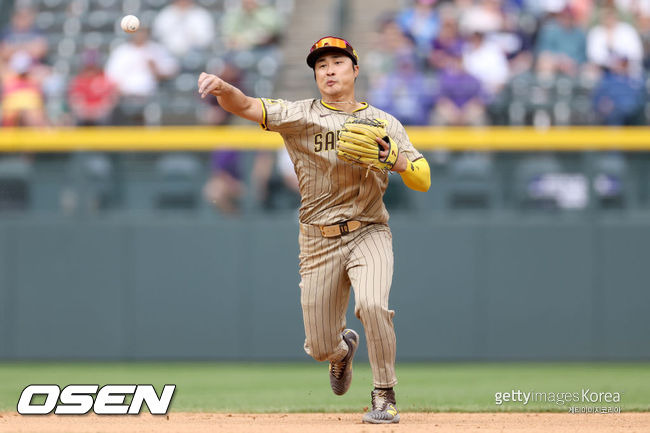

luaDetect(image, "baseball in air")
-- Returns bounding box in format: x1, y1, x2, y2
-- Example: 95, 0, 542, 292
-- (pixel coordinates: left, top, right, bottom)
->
121, 15, 140, 33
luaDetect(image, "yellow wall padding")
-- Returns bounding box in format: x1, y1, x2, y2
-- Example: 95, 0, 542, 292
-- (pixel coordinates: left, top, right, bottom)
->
1, 126, 649, 152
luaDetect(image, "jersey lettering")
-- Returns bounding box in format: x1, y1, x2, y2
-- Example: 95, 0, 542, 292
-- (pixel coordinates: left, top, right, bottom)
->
261, 98, 421, 225
314, 131, 337, 152
325, 131, 335, 151
314, 133, 323, 152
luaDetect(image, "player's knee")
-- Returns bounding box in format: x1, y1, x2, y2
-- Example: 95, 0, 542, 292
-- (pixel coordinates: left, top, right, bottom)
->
355, 300, 388, 320
310, 351, 329, 362
303, 340, 330, 362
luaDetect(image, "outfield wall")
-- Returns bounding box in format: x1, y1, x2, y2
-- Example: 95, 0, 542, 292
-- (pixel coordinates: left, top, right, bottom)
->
1, 213, 649, 361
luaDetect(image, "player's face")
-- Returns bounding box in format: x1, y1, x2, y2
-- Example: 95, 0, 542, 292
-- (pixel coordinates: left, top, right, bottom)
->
314, 54, 359, 99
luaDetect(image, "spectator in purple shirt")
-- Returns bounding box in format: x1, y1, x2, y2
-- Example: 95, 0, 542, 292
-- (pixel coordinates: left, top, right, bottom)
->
203, 150, 244, 215
429, 5, 465, 71
201, 62, 246, 215
432, 48, 487, 126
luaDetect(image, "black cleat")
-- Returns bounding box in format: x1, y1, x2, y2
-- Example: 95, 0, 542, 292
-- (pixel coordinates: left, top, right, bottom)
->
329, 329, 359, 396
362, 388, 400, 424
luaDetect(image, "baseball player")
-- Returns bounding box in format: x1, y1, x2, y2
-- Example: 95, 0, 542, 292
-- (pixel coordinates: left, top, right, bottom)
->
198, 36, 430, 424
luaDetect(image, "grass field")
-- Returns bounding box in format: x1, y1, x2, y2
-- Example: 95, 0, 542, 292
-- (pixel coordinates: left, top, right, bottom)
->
0, 362, 648, 413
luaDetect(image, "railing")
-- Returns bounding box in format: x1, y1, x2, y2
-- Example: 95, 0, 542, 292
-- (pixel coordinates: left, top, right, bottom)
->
1, 126, 650, 152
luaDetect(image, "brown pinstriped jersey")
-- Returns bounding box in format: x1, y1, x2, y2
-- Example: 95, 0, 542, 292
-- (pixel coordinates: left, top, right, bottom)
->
260, 98, 423, 226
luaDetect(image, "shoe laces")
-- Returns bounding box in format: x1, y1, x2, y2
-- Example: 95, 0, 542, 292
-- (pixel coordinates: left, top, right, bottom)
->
330, 358, 347, 380
371, 389, 396, 411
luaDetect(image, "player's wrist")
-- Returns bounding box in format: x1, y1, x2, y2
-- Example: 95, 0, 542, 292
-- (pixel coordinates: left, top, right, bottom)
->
210, 81, 227, 97
391, 154, 408, 173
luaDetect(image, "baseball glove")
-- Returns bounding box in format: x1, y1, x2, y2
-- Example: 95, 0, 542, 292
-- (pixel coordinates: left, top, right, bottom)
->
336, 118, 399, 175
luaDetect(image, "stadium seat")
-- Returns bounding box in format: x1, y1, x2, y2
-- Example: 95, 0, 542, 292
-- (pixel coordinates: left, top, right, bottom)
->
154, 153, 204, 210
174, 73, 198, 93
0, 157, 32, 212
513, 155, 563, 210
35, 11, 59, 32
84, 10, 121, 32
71, 153, 117, 212
63, 16, 82, 37
37, 0, 68, 12
570, 95, 595, 125
553, 101, 571, 126
529, 80, 552, 114
197, 0, 222, 7
554, 76, 574, 100
446, 152, 497, 210
131, 9, 157, 28
56, 37, 77, 59
143, 0, 168, 8
508, 101, 527, 126
79, 31, 110, 53
507, 73, 534, 125
161, 95, 199, 125
180, 51, 209, 73
592, 153, 629, 210
88, 0, 120, 9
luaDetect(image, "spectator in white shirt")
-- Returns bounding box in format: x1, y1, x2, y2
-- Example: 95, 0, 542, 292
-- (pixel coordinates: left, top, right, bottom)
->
587, 6, 644, 76
614, 0, 650, 18
105, 29, 178, 98
459, 6, 509, 96
153, 0, 215, 58
462, 30, 509, 97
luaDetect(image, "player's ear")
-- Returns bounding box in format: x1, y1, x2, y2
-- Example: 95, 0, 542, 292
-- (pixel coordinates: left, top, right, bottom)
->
353, 64, 359, 81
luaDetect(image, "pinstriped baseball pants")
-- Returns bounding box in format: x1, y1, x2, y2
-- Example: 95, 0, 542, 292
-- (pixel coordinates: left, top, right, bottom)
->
298, 222, 398, 388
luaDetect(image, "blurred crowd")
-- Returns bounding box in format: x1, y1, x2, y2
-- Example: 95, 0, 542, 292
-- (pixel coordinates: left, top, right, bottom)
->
366, 0, 650, 127
0, 0, 648, 215
0, 0, 298, 214
2, 0, 649, 128
0, 0, 286, 127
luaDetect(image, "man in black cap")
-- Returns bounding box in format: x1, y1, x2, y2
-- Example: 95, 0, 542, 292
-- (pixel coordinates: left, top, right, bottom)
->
198, 36, 430, 424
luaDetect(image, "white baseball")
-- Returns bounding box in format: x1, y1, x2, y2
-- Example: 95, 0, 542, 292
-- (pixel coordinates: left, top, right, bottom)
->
121, 15, 140, 33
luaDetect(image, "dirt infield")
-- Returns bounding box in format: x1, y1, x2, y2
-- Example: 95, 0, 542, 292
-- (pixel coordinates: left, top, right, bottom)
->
1, 412, 649, 433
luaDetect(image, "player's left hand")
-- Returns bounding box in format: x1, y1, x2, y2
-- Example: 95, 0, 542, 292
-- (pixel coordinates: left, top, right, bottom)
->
337, 118, 400, 174
376, 137, 389, 160
376, 137, 407, 172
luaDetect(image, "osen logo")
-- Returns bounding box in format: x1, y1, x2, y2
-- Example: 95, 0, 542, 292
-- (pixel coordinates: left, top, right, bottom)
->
17, 384, 176, 415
